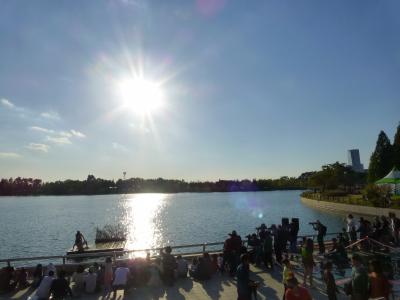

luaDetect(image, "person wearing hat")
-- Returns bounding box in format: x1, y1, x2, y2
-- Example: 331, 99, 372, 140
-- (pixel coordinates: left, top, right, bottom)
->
223, 230, 242, 276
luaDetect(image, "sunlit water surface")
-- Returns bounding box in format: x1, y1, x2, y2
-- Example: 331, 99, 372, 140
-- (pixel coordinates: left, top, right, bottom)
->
0, 191, 347, 261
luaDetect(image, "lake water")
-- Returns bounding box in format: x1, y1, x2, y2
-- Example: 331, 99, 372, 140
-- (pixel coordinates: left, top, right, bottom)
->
0, 191, 347, 261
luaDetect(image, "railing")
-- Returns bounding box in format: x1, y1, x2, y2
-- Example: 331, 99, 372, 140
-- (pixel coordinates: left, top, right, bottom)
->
0, 232, 341, 267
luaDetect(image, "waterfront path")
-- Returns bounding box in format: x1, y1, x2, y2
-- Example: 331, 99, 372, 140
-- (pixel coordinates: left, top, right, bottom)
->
2, 265, 347, 300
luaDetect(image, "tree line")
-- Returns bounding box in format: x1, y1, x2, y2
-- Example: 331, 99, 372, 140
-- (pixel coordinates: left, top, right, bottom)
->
0, 175, 307, 196
368, 123, 400, 183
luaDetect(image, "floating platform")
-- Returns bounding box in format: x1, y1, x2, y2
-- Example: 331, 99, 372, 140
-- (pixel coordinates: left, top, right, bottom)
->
66, 241, 126, 256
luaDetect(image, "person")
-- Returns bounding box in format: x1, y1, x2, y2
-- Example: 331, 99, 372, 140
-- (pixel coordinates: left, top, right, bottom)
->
311, 220, 326, 254
32, 264, 44, 288
71, 265, 86, 295
217, 253, 224, 273
189, 257, 199, 278
351, 254, 369, 300
236, 254, 252, 300
46, 263, 57, 277
339, 229, 350, 247
289, 221, 299, 253
147, 258, 162, 287
263, 230, 274, 270
282, 258, 294, 300
0, 266, 16, 293
160, 246, 177, 286
104, 257, 113, 294
301, 238, 314, 287
191, 254, 212, 281
389, 212, 400, 245
112, 263, 131, 296
211, 254, 219, 274
369, 260, 391, 300
16, 267, 29, 288
176, 255, 188, 278
326, 238, 346, 263
36, 270, 55, 300
84, 267, 97, 294
347, 215, 358, 244
73, 230, 88, 252
223, 230, 242, 276
50, 270, 73, 300
285, 277, 312, 300
274, 226, 285, 264
323, 262, 338, 300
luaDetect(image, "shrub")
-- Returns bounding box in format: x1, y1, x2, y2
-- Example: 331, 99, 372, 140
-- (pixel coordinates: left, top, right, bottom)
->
362, 184, 391, 208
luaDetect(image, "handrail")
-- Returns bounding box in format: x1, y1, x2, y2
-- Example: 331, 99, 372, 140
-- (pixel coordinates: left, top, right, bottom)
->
0, 232, 342, 266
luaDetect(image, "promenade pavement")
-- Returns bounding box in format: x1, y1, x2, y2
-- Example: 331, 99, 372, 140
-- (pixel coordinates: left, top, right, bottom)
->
1, 265, 347, 300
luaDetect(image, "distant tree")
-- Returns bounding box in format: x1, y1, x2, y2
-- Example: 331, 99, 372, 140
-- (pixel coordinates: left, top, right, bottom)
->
368, 131, 393, 183
393, 123, 400, 169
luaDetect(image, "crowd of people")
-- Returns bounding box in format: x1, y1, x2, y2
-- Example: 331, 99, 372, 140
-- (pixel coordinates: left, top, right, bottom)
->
1, 213, 399, 300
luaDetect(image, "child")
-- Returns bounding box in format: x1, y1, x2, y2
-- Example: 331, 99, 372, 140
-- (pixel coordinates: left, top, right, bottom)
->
323, 262, 337, 300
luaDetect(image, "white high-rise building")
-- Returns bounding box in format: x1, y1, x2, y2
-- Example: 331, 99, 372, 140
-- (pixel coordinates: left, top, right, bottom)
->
347, 149, 364, 172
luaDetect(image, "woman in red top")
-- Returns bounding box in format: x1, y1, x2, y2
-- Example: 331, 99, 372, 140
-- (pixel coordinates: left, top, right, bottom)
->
369, 260, 391, 300
285, 277, 312, 300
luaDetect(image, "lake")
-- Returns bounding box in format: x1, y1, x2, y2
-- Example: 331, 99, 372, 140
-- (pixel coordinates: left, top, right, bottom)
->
0, 191, 346, 261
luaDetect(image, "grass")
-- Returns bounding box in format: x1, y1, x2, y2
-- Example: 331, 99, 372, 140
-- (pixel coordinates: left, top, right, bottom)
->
302, 191, 385, 208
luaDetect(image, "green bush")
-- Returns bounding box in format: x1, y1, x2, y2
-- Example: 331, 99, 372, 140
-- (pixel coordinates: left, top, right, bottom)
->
362, 184, 391, 208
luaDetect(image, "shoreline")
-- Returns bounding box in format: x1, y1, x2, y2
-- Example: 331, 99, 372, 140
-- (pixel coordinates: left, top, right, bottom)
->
301, 196, 400, 216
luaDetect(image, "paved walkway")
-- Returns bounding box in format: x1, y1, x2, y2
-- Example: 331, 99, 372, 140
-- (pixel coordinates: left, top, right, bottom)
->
1, 265, 347, 300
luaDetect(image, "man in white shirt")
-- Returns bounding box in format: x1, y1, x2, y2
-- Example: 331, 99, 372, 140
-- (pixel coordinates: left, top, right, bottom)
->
36, 270, 55, 300
112, 264, 131, 296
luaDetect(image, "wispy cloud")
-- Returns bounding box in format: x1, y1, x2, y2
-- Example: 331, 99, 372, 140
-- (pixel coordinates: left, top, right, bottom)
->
112, 142, 128, 152
0, 152, 21, 158
46, 136, 72, 145
26, 143, 50, 153
29, 126, 55, 134
1, 98, 15, 109
41, 111, 60, 120
70, 129, 86, 138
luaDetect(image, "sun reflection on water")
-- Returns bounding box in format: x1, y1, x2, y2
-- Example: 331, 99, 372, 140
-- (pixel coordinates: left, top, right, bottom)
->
122, 193, 166, 257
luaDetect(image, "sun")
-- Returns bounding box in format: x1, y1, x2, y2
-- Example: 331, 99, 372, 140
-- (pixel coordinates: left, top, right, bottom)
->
117, 77, 164, 115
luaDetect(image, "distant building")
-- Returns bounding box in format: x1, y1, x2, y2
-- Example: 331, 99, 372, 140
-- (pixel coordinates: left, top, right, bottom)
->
347, 149, 364, 172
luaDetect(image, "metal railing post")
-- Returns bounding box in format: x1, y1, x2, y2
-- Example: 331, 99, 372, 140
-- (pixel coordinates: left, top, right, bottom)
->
202, 243, 206, 253
62, 257, 65, 265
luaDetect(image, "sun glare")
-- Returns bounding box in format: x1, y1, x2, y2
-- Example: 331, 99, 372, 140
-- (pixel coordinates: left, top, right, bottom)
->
118, 77, 164, 115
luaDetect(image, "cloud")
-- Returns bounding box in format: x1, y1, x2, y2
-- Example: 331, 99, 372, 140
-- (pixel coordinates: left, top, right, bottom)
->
1, 98, 15, 109
70, 129, 86, 138
40, 111, 60, 120
29, 126, 55, 134
26, 143, 50, 153
0, 152, 21, 158
46, 136, 72, 145
112, 142, 128, 152
59, 131, 72, 138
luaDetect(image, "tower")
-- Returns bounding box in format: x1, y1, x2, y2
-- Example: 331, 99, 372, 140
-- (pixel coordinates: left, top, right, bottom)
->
347, 149, 364, 172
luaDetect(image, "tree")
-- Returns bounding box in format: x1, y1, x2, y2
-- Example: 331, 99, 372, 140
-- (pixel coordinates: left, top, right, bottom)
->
368, 131, 393, 183
393, 123, 400, 169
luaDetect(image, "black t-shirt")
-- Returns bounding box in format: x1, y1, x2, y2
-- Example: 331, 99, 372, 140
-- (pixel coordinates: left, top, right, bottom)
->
50, 278, 72, 298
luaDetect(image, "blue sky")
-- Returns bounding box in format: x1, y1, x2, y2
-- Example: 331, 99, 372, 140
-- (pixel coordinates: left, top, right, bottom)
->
0, 0, 399, 181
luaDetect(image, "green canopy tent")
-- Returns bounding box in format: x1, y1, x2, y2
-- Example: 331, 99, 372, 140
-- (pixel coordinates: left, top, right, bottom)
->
376, 167, 400, 195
